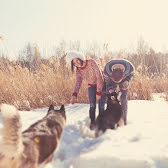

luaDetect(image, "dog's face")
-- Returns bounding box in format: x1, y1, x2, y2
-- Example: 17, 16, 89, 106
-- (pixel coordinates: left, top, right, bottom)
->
48, 104, 66, 118
106, 92, 119, 104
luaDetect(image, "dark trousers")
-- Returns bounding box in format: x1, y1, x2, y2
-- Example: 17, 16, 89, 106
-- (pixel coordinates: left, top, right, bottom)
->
88, 85, 106, 124
120, 89, 128, 125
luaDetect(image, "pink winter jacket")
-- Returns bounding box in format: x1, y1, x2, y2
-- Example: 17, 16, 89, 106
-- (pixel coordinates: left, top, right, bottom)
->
72, 59, 104, 97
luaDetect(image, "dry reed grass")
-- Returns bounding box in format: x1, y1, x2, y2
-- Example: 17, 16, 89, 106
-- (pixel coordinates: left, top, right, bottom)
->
153, 75, 168, 93
128, 72, 153, 100
1, 58, 168, 110
0, 60, 90, 110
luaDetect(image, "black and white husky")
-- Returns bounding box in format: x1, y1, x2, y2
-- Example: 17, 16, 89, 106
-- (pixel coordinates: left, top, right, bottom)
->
95, 92, 124, 137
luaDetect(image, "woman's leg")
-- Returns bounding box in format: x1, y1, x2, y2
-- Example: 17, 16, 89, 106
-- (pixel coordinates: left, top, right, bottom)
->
98, 94, 107, 115
119, 88, 128, 125
98, 83, 107, 115
88, 85, 96, 124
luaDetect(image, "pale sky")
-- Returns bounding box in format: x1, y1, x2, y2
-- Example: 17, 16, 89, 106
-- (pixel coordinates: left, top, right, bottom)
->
0, 0, 168, 58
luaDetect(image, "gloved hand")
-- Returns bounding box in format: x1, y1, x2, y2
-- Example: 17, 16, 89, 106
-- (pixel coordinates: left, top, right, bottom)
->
122, 80, 129, 90
71, 96, 77, 104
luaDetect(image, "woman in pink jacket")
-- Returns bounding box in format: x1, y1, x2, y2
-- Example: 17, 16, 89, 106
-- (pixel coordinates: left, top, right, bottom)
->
66, 51, 104, 130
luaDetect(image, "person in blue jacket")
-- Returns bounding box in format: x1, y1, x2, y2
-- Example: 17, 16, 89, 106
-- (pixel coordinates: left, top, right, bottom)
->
99, 59, 135, 125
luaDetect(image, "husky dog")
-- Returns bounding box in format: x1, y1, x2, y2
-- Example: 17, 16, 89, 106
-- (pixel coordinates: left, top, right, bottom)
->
95, 92, 124, 137
0, 104, 66, 168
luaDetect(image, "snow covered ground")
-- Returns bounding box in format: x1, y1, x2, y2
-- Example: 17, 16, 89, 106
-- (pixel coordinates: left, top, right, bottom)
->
0, 95, 168, 168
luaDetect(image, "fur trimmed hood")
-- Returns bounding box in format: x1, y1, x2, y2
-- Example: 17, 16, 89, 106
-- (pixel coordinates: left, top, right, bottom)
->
66, 51, 85, 65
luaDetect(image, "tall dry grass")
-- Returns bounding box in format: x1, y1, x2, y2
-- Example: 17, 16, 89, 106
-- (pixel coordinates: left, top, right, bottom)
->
0, 56, 168, 110
0, 62, 88, 110
128, 72, 153, 100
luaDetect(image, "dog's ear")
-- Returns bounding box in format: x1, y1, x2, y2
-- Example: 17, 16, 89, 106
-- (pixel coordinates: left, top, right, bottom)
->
48, 104, 54, 111
60, 105, 65, 111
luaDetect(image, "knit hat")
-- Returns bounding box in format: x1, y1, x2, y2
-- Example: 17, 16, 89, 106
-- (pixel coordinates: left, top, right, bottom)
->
66, 51, 85, 65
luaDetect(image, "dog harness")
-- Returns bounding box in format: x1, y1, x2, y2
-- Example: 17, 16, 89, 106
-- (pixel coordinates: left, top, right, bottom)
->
21, 152, 27, 159
34, 137, 40, 143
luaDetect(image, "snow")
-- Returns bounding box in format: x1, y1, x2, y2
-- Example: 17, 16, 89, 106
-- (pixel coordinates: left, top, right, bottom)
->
1, 95, 168, 168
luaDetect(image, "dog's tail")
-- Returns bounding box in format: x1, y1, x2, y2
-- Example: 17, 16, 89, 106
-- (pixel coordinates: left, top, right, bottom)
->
0, 104, 23, 157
